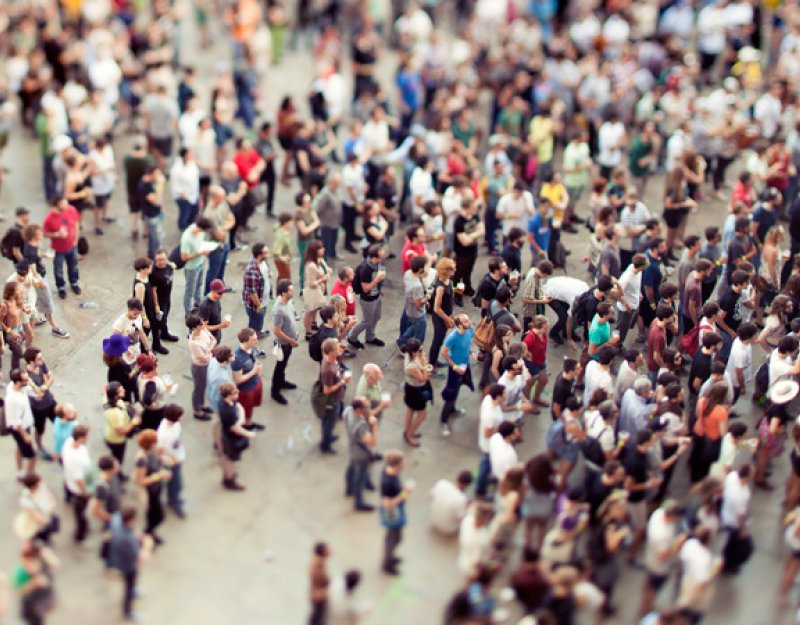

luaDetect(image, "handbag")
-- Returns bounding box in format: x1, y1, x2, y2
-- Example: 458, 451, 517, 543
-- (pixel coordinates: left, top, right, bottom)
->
311, 378, 335, 419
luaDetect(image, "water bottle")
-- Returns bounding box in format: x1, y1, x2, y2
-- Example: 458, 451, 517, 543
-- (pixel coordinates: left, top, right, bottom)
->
79, 301, 98, 308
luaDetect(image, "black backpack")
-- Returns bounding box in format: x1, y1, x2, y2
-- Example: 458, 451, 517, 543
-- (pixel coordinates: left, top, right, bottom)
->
168, 244, 186, 270
0, 226, 19, 261
572, 288, 594, 327
581, 435, 607, 468
308, 330, 324, 362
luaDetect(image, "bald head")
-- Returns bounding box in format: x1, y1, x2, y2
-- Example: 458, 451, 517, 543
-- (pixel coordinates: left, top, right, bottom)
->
363, 363, 382, 384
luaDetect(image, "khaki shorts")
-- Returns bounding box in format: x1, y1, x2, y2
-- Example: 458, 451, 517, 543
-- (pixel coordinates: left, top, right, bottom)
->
628, 500, 648, 531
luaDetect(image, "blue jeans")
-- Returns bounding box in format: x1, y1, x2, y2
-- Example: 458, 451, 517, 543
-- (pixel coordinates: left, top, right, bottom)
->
166, 463, 183, 509
320, 226, 338, 260
346, 458, 370, 507
397, 312, 426, 347
475, 453, 492, 497
53, 247, 79, 291
42, 155, 57, 203
204, 244, 229, 294
183, 266, 204, 313
320, 401, 341, 451
246, 306, 266, 332
647, 369, 658, 386
176, 199, 199, 231
145, 214, 164, 259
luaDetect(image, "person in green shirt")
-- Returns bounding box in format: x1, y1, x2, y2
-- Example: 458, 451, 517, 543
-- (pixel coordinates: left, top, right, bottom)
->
588, 301, 620, 359
180, 217, 214, 313
273, 212, 294, 282
628, 121, 659, 195
35, 107, 58, 202
452, 108, 477, 154
355, 363, 393, 418
561, 131, 592, 227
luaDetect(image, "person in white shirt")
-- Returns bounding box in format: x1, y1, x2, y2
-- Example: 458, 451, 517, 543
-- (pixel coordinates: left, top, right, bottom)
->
754, 83, 783, 141
721, 465, 751, 531
640, 501, 687, 615
665, 125, 691, 174
5, 368, 36, 477
157, 404, 187, 518
596, 112, 626, 177
616, 253, 648, 342
341, 153, 367, 253
677, 527, 722, 618
178, 97, 206, 148
458, 502, 494, 577
429, 471, 473, 536
489, 421, 520, 482
496, 361, 531, 424
583, 347, 615, 408
476, 385, 505, 497
724, 323, 757, 403
543, 276, 590, 344
497, 184, 535, 239
408, 156, 436, 219
170, 147, 201, 231
615, 350, 643, 404
62, 424, 92, 542
88, 136, 116, 232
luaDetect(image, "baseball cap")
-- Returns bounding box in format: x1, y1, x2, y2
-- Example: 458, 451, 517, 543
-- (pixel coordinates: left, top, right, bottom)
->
209, 279, 228, 294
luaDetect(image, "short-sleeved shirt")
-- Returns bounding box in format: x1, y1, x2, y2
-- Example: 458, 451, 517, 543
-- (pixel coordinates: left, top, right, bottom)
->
588, 316, 611, 355
321, 359, 344, 404
718, 288, 742, 332
356, 260, 381, 302
622, 445, 649, 503
646, 322, 667, 373
42, 206, 80, 253
94, 475, 122, 516
640, 253, 662, 301
551, 373, 573, 411
694, 397, 729, 439
180, 227, 207, 271
137, 180, 160, 218
272, 299, 298, 344
380, 470, 404, 520
346, 407, 372, 462
683, 273, 703, 319
453, 214, 480, 257
444, 328, 473, 367
219, 400, 239, 439
725, 337, 752, 387
527, 212, 551, 253
232, 346, 259, 391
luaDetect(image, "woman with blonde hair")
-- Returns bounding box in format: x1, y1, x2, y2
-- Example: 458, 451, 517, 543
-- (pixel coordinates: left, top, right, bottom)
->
329, 293, 356, 351
490, 465, 525, 564
428, 257, 455, 370
400, 338, 431, 447
758, 294, 793, 350
756, 224, 786, 323
0, 280, 26, 370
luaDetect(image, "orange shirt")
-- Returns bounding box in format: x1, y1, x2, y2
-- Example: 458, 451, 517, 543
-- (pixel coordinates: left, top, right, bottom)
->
693, 397, 729, 440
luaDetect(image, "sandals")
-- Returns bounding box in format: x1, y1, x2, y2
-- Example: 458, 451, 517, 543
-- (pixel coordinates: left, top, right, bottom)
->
403, 432, 420, 448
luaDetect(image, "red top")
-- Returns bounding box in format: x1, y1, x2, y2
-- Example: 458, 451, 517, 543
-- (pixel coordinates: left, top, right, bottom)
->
731, 180, 754, 208
767, 151, 790, 191
401, 241, 426, 274
646, 321, 666, 373
330, 279, 356, 316
233, 149, 262, 188
42, 205, 80, 253
523, 330, 547, 366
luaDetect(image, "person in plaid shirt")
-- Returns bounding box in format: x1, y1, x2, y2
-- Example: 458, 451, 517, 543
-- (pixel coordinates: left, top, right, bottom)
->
242, 243, 271, 341
520, 259, 554, 334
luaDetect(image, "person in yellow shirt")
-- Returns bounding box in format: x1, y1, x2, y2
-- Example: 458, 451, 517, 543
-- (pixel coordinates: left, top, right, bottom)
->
528, 106, 559, 187
541, 172, 571, 229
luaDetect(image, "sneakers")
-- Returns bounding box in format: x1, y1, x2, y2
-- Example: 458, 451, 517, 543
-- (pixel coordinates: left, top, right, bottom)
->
281, 381, 297, 390
440, 423, 451, 437
453, 407, 466, 416
71, 285, 82, 295
34, 317, 47, 327
152, 345, 169, 355
256, 330, 271, 340
255, 349, 267, 358
193, 412, 212, 421
366, 338, 386, 347
58, 289, 66, 300
51, 327, 70, 339
348, 338, 365, 350
271, 393, 288, 405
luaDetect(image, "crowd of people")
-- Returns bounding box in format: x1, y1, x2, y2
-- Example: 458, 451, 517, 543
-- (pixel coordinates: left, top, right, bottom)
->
4, 0, 800, 624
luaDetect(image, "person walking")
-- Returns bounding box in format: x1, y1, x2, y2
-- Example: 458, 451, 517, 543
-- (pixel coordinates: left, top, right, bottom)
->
41, 197, 80, 299
156, 404, 187, 519
271, 279, 299, 405
439, 315, 475, 437
344, 397, 378, 511
186, 313, 216, 420
308, 542, 331, 625
61, 424, 92, 543
348, 244, 387, 349
180, 217, 214, 314
380, 450, 413, 576
218, 382, 257, 491
6, 367, 37, 478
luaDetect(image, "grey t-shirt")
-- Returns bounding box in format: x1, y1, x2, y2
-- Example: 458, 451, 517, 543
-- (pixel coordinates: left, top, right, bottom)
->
272, 299, 298, 344
345, 407, 372, 462
403, 270, 426, 319
143, 93, 178, 138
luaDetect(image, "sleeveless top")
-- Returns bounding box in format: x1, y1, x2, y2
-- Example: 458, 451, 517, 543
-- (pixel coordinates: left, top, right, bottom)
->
133, 276, 155, 315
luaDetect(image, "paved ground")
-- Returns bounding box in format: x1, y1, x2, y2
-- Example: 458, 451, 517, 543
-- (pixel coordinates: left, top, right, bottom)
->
0, 16, 796, 625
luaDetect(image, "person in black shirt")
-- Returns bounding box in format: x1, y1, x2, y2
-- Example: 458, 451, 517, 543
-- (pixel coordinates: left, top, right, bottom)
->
149, 250, 179, 342
717, 269, 749, 343
372, 167, 398, 237
501, 227, 525, 275
475, 256, 509, 317
0, 207, 31, 266
452, 200, 485, 304
585, 460, 626, 524
197, 280, 231, 342
256, 122, 278, 217
725, 216, 756, 278
551, 358, 579, 421
622, 430, 659, 557
688, 332, 721, 397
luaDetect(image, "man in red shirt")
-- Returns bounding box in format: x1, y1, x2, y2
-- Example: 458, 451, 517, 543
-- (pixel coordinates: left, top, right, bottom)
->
400, 224, 428, 274
232, 137, 265, 230
646, 304, 674, 385
42, 197, 81, 299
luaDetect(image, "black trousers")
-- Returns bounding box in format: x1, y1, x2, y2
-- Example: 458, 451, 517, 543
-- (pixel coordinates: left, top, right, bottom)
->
308, 600, 327, 625
342, 203, 358, 248
123, 571, 137, 617
146, 488, 164, 535
548, 299, 569, 341
271, 344, 293, 393
72, 493, 89, 542
383, 526, 403, 569
262, 164, 276, 215
428, 315, 448, 366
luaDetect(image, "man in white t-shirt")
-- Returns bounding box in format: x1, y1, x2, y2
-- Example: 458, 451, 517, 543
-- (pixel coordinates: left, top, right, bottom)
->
583, 347, 615, 408
497, 362, 529, 424
488, 421, 520, 482
724, 323, 756, 403
112, 299, 150, 366
640, 501, 687, 615
754, 83, 783, 140
458, 502, 494, 577
5, 368, 36, 477
429, 471, 473, 536
62, 424, 92, 542
721, 466, 751, 530
596, 112, 626, 176
476, 385, 505, 496
496, 183, 535, 238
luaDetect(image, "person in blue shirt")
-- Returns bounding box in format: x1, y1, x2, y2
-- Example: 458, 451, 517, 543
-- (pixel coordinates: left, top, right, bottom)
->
638, 237, 666, 338
395, 60, 421, 132
438, 314, 475, 436
528, 197, 553, 263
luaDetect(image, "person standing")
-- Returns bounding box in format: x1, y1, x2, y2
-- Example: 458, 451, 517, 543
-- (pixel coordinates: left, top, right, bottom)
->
202, 185, 236, 293
380, 450, 413, 575
133, 429, 170, 545
272, 212, 294, 282
242, 242, 271, 338
271, 279, 299, 405
123, 139, 153, 240
186, 313, 216, 421
6, 368, 36, 477
348, 244, 387, 349
91, 455, 123, 566
137, 165, 165, 259
108, 506, 153, 621
452, 199, 484, 305
156, 404, 187, 519
61, 424, 91, 543
439, 315, 475, 437
1, 206, 31, 266
218, 383, 257, 490
170, 147, 201, 231
232, 327, 266, 430
344, 397, 378, 511
314, 174, 343, 261
320, 338, 349, 454
308, 542, 331, 625
180, 217, 214, 314
132, 257, 168, 355
150, 249, 180, 343
256, 122, 278, 217
142, 84, 178, 171
196, 279, 232, 343
295, 191, 321, 292
42, 197, 80, 299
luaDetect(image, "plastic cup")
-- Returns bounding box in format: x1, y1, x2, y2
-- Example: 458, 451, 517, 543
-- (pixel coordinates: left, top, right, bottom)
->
381, 392, 391, 403
224, 314, 232, 323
